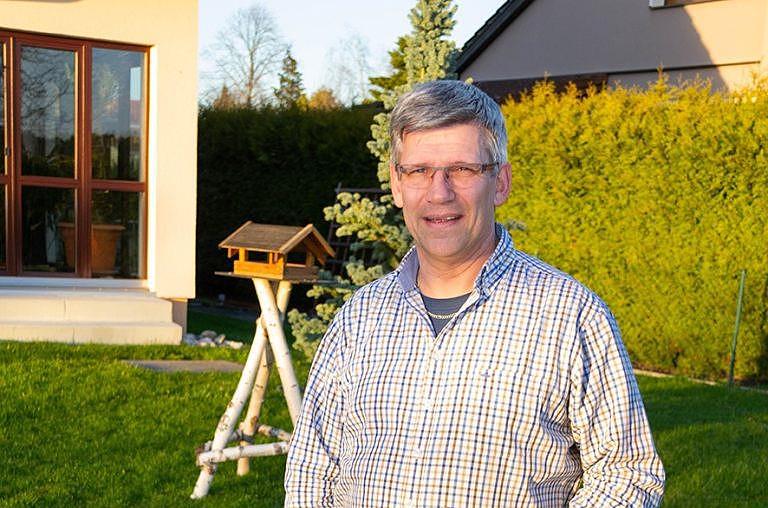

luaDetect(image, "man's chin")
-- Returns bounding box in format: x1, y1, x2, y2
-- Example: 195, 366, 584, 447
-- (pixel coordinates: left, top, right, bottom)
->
415, 241, 465, 264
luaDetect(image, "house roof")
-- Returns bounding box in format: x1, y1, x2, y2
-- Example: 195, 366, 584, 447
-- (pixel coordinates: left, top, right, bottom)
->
454, 0, 536, 75
219, 222, 335, 259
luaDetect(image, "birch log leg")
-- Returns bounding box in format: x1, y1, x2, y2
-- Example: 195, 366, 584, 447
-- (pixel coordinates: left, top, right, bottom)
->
190, 288, 270, 499
253, 279, 303, 425
237, 280, 290, 475
236, 347, 272, 476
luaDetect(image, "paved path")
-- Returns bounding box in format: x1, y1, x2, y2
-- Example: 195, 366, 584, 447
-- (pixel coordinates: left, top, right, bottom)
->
124, 359, 244, 373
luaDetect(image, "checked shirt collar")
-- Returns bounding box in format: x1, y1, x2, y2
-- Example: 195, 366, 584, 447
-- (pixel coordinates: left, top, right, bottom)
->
396, 222, 516, 299
394, 223, 518, 332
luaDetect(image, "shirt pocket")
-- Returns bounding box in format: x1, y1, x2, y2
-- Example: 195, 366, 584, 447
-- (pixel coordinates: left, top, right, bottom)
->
437, 361, 520, 424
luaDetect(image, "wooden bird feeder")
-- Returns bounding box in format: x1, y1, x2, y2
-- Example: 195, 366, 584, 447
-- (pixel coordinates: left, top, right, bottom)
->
192, 222, 335, 499
219, 222, 335, 282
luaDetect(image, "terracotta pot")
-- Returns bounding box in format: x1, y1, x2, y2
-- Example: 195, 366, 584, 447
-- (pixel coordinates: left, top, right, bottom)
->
58, 222, 126, 274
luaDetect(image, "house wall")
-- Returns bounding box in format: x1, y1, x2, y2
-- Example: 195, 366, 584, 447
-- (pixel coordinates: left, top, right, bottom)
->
0, 0, 198, 300
460, 0, 767, 91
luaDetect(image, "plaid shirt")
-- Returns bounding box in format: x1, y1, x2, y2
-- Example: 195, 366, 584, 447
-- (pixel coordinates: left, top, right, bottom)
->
285, 226, 665, 507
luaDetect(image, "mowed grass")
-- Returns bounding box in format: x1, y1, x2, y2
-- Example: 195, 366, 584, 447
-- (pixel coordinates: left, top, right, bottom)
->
0, 311, 307, 507
638, 376, 768, 507
0, 312, 765, 506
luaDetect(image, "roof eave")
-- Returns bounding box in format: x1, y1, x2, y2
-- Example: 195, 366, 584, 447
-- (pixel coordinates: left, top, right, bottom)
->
454, 0, 536, 75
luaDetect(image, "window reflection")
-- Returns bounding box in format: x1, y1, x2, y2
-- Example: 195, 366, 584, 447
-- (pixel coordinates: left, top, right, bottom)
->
22, 187, 75, 273
0, 186, 5, 270
92, 49, 144, 181
92, 190, 141, 278
1, 42, 5, 176
20, 47, 76, 178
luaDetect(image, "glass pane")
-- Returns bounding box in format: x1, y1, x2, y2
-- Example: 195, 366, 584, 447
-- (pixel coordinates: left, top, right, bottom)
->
1, 42, 5, 175
21, 186, 75, 273
0, 186, 5, 270
20, 47, 76, 178
92, 190, 142, 278
92, 48, 144, 181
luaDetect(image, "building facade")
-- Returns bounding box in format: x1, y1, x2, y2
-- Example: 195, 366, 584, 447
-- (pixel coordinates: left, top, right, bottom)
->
457, 0, 768, 102
0, 0, 198, 343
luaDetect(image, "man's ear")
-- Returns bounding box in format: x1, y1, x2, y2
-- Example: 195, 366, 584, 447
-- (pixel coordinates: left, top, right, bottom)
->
390, 162, 404, 208
494, 162, 511, 207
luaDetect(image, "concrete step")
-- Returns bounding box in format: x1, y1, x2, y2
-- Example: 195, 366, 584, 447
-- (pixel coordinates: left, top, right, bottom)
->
0, 321, 181, 345
0, 289, 181, 345
0, 289, 173, 323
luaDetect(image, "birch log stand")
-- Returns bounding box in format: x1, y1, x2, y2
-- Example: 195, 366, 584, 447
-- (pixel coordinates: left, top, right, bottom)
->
191, 223, 334, 500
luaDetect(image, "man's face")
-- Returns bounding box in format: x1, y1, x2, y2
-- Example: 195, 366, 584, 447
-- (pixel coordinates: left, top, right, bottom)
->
390, 123, 510, 268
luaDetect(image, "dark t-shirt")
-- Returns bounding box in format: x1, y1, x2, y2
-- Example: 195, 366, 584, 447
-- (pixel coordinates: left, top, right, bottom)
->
421, 292, 471, 335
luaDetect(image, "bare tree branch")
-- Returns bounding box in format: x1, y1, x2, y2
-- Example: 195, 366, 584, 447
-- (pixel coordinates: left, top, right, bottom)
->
204, 4, 285, 107
323, 33, 374, 106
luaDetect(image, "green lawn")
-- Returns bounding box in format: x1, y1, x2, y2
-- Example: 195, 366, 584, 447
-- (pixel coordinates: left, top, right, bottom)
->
0, 313, 765, 507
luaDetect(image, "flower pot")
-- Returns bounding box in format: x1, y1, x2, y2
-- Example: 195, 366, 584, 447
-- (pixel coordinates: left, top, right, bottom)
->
58, 222, 126, 274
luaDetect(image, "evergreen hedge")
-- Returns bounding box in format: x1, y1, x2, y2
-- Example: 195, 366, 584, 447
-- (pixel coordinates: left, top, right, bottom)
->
196, 106, 380, 301
498, 80, 768, 382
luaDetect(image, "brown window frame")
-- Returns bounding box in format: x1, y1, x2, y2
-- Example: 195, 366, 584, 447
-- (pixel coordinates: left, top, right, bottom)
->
0, 29, 149, 279
1, 35, 9, 272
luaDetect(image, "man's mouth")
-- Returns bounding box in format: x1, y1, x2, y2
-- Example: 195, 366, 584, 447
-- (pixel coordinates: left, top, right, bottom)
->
424, 214, 462, 225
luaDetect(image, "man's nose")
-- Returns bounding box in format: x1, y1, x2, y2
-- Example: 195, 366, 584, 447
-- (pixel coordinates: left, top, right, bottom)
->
426, 169, 455, 203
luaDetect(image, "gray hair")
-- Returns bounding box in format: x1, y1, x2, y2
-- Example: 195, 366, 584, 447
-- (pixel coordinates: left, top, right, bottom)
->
389, 80, 508, 164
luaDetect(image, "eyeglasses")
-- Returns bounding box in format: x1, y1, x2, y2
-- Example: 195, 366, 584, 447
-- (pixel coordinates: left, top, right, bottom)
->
395, 162, 498, 189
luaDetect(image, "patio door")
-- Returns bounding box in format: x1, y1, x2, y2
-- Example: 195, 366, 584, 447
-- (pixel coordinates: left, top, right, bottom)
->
0, 31, 147, 279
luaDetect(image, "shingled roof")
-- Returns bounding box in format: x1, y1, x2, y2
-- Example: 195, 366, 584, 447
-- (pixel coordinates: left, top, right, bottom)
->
219, 222, 334, 259
454, 0, 536, 75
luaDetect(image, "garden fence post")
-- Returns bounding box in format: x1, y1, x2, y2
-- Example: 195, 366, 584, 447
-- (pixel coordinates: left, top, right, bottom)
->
728, 269, 746, 386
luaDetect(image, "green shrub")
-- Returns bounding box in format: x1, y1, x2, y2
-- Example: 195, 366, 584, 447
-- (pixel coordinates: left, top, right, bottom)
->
498, 79, 768, 382
196, 105, 380, 301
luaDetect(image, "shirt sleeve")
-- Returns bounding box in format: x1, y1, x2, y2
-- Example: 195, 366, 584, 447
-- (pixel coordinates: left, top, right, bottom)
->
284, 316, 347, 507
567, 306, 666, 507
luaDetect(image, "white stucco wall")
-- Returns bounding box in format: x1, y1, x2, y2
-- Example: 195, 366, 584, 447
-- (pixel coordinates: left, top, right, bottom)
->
0, 0, 198, 299
460, 0, 767, 91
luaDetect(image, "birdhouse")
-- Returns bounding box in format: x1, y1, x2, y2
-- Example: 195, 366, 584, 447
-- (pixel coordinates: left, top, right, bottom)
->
219, 222, 335, 282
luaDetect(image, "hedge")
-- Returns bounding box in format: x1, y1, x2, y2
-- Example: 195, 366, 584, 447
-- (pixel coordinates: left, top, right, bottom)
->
196, 106, 380, 302
498, 79, 768, 382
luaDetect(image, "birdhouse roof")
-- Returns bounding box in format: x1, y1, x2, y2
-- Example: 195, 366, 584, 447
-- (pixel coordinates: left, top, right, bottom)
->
219, 222, 335, 258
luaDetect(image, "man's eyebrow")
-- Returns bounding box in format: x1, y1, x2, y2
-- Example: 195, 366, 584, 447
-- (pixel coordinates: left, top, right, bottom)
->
402, 161, 478, 166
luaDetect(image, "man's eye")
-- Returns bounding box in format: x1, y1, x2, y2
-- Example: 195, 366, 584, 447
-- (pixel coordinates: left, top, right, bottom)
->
408, 167, 428, 175
454, 166, 474, 173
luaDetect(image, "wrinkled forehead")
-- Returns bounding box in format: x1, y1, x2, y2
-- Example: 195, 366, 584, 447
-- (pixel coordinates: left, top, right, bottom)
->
398, 123, 485, 164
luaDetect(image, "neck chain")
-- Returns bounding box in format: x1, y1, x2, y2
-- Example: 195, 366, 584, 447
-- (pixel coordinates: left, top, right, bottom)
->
417, 275, 460, 320
425, 309, 457, 320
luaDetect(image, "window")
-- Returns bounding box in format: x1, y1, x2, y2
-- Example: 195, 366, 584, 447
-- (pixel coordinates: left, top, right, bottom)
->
1, 38, 7, 272
0, 30, 148, 278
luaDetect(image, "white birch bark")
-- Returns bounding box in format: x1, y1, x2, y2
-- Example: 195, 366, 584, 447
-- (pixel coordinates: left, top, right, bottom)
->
191, 304, 269, 499
253, 278, 303, 425
197, 441, 290, 465
191, 278, 302, 499
238, 280, 292, 475
236, 347, 272, 476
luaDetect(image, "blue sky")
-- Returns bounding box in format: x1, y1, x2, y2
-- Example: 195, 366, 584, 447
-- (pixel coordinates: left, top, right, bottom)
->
198, 0, 506, 96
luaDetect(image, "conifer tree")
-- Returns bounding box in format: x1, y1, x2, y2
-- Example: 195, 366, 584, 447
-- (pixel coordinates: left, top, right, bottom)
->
368, 36, 408, 102
288, 0, 457, 357
274, 49, 306, 108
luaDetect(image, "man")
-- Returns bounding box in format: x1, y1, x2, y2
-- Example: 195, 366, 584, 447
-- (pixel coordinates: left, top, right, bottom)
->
285, 80, 665, 506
